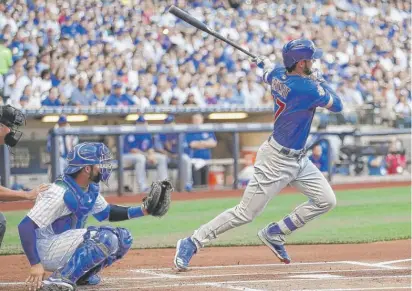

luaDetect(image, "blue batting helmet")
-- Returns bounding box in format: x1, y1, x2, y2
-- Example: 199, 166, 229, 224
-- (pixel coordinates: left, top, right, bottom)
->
282, 39, 323, 69
64, 142, 114, 183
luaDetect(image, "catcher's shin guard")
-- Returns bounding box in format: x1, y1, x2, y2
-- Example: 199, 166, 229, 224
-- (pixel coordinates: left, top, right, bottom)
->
49, 226, 132, 285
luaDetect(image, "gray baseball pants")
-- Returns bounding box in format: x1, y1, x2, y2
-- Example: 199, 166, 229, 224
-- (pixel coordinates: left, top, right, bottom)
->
192, 136, 336, 247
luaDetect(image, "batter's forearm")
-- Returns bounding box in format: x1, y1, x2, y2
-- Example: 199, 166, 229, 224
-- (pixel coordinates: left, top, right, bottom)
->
18, 216, 41, 266
321, 84, 343, 113
0, 185, 28, 201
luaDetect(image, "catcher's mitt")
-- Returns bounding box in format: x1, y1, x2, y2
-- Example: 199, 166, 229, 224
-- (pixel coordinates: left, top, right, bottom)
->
142, 180, 173, 217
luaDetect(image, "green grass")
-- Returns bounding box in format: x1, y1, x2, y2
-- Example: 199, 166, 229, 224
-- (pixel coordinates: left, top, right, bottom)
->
1, 186, 410, 255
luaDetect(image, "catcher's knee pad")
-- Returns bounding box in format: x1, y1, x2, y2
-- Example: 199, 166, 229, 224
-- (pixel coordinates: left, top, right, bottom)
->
85, 226, 120, 257
88, 226, 132, 265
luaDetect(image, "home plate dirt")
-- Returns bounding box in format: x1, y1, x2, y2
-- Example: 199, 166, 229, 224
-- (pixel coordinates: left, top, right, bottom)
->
0, 240, 410, 291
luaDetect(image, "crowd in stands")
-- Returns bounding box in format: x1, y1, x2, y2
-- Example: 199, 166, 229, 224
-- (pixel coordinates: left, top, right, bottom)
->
0, 0, 410, 126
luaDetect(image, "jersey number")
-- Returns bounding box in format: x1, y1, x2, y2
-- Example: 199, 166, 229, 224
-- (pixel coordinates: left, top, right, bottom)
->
274, 99, 286, 122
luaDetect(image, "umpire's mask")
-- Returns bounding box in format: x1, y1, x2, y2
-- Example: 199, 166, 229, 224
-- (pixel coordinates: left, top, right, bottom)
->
0, 105, 25, 147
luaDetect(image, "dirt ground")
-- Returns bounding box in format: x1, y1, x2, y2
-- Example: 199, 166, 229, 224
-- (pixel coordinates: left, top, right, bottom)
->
0, 240, 410, 290
0, 180, 410, 290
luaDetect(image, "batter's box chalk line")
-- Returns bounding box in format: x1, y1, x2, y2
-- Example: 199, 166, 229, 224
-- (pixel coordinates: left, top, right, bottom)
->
73, 275, 412, 291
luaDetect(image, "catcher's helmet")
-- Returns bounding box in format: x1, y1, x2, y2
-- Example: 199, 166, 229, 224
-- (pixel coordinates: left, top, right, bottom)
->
282, 39, 323, 69
64, 142, 114, 183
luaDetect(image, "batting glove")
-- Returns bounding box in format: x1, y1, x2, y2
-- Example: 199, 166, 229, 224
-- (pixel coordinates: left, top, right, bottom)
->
251, 56, 272, 70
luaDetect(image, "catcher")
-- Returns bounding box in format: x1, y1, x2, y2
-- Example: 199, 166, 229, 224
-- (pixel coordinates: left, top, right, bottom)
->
18, 142, 173, 291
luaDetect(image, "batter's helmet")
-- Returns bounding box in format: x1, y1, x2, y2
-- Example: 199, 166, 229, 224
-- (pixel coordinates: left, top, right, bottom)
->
282, 39, 323, 69
64, 142, 114, 183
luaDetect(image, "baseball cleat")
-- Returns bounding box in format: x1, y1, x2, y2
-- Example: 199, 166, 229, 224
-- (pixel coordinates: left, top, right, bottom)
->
77, 274, 101, 286
40, 278, 76, 291
174, 237, 197, 271
258, 229, 291, 264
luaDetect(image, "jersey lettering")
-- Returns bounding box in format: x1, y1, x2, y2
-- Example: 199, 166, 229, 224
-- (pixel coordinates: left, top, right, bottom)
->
271, 78, 291, 98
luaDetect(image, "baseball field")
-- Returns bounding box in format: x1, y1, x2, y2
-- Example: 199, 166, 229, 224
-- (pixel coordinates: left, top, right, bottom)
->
0, 181, 411, 290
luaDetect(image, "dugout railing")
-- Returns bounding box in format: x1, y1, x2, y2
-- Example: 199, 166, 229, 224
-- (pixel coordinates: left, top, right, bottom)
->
0, 125, 410, 193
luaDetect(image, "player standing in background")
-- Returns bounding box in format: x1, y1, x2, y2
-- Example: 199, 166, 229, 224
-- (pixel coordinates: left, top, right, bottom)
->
174, 39, 343, 270
0, 104, 49, 248
18, 142, 172, 291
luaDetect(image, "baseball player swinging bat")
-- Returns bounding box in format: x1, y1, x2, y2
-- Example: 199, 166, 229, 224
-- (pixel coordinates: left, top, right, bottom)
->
172, 12, 345, 269
168, 5, 257, 59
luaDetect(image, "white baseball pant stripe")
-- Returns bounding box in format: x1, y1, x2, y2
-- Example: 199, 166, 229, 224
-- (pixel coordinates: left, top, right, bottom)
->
192, 138, 336, 247
37, 229, 87, 272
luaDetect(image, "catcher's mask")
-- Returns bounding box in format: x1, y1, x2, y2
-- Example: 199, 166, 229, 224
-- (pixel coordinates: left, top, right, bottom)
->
0, 105, 25, 147
64, 142, 114, 184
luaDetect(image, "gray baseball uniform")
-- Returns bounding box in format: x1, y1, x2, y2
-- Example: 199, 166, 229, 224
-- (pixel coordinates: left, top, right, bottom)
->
192, 137, 336, 246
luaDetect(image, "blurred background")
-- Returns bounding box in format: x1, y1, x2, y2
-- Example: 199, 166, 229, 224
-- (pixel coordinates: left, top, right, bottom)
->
0, 0, 410, 193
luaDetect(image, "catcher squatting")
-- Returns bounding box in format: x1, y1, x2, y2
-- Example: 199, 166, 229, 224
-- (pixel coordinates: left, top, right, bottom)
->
18, 142, 173, 291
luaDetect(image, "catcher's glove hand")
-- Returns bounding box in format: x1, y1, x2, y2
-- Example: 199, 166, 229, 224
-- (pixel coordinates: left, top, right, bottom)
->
142, 180, 173, 217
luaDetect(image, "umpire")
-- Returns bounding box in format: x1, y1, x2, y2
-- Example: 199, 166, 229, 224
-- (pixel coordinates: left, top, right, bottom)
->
0, 105, 48, 248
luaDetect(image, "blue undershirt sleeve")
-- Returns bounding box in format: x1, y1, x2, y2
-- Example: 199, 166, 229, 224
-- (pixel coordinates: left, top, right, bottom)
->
18, 216, 40, 266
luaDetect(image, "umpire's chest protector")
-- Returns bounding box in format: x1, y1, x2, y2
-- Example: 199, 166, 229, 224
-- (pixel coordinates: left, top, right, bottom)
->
58, 176, 100, 229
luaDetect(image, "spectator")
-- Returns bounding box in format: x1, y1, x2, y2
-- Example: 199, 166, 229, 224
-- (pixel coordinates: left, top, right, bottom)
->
184, 93, 197, 106
105, 82, 134, 106
151, 93, 165, 106
46, 115, 79, 177
0, 38, 12, 75
69, 73, 93, 106
17, 85, 40, 109
394, 95, 412, 128
41, 87, 61, 106
0, 0, 408, 119
386, 139, 407, 175
309, 145, 329, 175
132, 88, 151, 109
186, 114, 217, 187
38, 69, 52, 96
169, 96, 179, 106
18, 95, 29, 109
122, 116, 168, 192
91, 82, 108, 107
232, 80, 246, 105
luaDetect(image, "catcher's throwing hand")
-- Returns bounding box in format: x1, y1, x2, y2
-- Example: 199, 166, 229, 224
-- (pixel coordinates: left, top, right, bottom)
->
142, 180, 173, 217
26, 263, 45, 291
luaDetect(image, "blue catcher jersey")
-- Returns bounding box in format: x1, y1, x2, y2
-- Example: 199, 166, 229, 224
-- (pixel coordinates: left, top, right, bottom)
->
264, 67, 332, 150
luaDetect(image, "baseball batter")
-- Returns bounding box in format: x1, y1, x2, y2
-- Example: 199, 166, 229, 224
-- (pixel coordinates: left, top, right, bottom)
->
174, 39, 343, 270
18, 142, 172, 291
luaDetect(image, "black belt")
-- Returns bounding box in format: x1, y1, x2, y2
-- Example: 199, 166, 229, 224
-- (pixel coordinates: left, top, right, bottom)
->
268, 136, 306, 158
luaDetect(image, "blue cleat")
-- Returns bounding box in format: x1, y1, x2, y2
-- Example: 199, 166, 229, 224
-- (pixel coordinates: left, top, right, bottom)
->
258, 229, 291, 264
78, 274, 101, 286
174, 237, 197, 271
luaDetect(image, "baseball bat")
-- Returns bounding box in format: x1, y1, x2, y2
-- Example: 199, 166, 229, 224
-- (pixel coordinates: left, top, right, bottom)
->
168, 5, 257, 59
